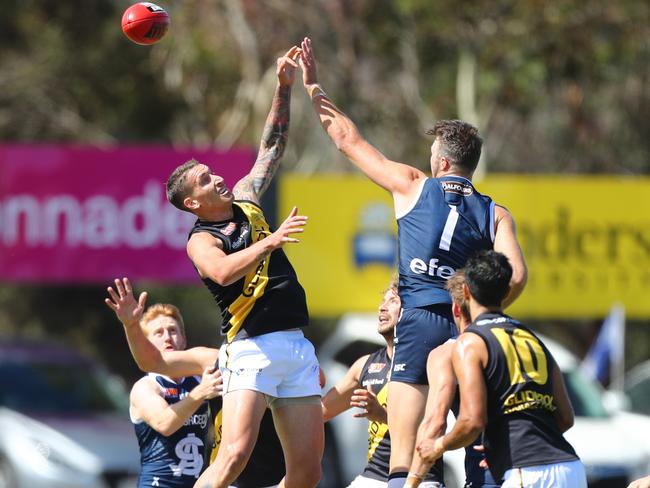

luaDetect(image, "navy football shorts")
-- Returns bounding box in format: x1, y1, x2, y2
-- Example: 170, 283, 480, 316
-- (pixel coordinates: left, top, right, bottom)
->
390, 303, 457, 384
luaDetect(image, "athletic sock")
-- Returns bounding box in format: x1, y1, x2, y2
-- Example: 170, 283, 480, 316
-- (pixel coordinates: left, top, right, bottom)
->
388, 472, 408, 488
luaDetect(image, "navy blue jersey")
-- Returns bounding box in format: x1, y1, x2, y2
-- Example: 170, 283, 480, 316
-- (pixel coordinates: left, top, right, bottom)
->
397, 176, 495, 308
133, 374, 210, 487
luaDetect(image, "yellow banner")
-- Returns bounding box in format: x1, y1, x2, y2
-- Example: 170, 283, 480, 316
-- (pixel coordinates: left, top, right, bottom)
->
279, 175, 650, 318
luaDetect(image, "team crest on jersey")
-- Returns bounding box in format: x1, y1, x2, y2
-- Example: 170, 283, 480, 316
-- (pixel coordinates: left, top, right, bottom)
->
368, 362, 387, 373
164, 388, 178, 397
442, 181, 473, 196
219, 222, 237, 236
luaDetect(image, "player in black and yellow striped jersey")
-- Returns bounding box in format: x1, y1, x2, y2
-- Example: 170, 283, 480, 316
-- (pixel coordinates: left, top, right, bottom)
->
322, 282, 444, 487
415, 251, 586, 488
165, 45, 323, 488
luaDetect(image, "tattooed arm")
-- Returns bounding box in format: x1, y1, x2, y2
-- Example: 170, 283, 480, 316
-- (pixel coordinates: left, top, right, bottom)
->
233, 46, 300, 204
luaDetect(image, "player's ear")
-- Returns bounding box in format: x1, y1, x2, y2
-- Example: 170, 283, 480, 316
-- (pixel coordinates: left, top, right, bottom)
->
452, 302, 461, 319
440, 156, 452, 172
462, 283, 471, 301
184, 196, 199, 210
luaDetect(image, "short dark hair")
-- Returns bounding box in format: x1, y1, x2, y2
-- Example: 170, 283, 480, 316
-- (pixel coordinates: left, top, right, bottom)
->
166, 159, 199, 211
463, 250, 512, 307
426, 120, 482, 174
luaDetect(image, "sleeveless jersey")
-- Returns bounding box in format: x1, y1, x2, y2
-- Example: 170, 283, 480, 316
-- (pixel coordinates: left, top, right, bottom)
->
397, 176, 495, 308
359, 348, 443, 483
209, 397, 285, 488
189, 201, 309, 342
134, 375, 210, 487
465, 313, 579, 481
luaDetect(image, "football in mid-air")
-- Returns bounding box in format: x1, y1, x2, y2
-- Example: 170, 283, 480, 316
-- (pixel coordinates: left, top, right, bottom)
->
121, 2, 170, 45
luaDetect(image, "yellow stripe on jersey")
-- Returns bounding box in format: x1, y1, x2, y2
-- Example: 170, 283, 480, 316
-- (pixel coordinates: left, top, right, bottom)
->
210, 408, 223, 464
368, 384, 389, 460
225, 202, 272, 343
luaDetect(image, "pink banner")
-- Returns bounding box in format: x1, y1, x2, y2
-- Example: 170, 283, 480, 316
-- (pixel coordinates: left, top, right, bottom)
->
0, 145, 254, 283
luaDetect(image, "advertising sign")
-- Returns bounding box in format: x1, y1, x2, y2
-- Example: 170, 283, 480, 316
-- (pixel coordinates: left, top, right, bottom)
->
0, 145, 254, 283
280, 175, 650, 318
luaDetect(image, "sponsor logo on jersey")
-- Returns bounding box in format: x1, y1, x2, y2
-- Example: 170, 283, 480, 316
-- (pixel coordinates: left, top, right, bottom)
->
183, 412, 209, 429
368, 362, 387, 373
409, 257, 456, 279
362, 378, 386, 387
164, 388, 179, 397
393, 363, 406, 372
503, 389, 556, 414
220, 222, 237, 236
442, 180, 473, 196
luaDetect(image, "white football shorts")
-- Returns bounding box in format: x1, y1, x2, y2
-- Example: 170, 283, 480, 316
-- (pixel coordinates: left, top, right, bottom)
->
219, 329, 321, 399
502, 459, 587, 488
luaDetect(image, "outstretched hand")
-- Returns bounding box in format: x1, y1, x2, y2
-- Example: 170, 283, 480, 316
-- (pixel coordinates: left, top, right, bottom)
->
105, 277, 147, 327
299, 37, 318, 88
267, 206, 307, 249
277, 45, 301, 87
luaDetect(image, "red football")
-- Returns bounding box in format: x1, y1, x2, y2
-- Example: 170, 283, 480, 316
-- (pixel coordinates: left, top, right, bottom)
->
121, 2, 170, 45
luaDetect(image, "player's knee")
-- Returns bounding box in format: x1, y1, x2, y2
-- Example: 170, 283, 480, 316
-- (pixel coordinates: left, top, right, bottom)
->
288, 463, 321, 488
221, 443, 252, 474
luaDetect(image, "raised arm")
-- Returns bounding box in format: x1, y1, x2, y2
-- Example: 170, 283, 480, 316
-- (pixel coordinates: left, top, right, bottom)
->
299, 37, 425, 206
233, 46, 300, 204
493, 205, 528, 307
105, 278, 218, 376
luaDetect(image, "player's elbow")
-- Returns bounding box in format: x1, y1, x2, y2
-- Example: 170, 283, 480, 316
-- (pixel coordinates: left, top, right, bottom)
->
511, 263, 528, 293
134, 354, 164, 375
150, 419, 180, 437
207, 267, 237, 287
462, 412, 487, 436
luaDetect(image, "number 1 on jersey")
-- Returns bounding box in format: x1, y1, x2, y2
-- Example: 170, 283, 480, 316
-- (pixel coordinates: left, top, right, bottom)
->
439, 205, 459, 251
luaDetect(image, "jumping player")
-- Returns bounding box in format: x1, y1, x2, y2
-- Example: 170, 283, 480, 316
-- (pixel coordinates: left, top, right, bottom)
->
416, 251, 586, 488
299, 36, 527, 487
165, 45, 323, 488
322, 281, 443, 487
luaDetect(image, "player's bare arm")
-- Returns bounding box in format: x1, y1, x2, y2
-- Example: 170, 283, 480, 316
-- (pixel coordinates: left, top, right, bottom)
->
130, 368, 222, 436
493, 205, 528, 307
233, 46, 300, 204
417, 334, 488, 464
550, 357, 575, 433
105, 278, 218, 376
299, 37, 425, 207
187, 206, 307, 286
322, 354, 368, 421
406, 343, 457, 485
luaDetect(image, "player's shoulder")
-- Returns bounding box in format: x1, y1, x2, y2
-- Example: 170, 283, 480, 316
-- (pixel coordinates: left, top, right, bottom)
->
131, 375, 161, 397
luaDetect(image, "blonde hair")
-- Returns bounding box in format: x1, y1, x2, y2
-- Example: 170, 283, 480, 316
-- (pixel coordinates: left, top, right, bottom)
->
445, 271, 470, 321
140, 303, 186, 337
385, 274, 399, 294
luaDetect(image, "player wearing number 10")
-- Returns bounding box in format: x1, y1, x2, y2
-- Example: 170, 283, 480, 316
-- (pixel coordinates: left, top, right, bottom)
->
299, 37, 527, 486
415, 251, 586, 488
